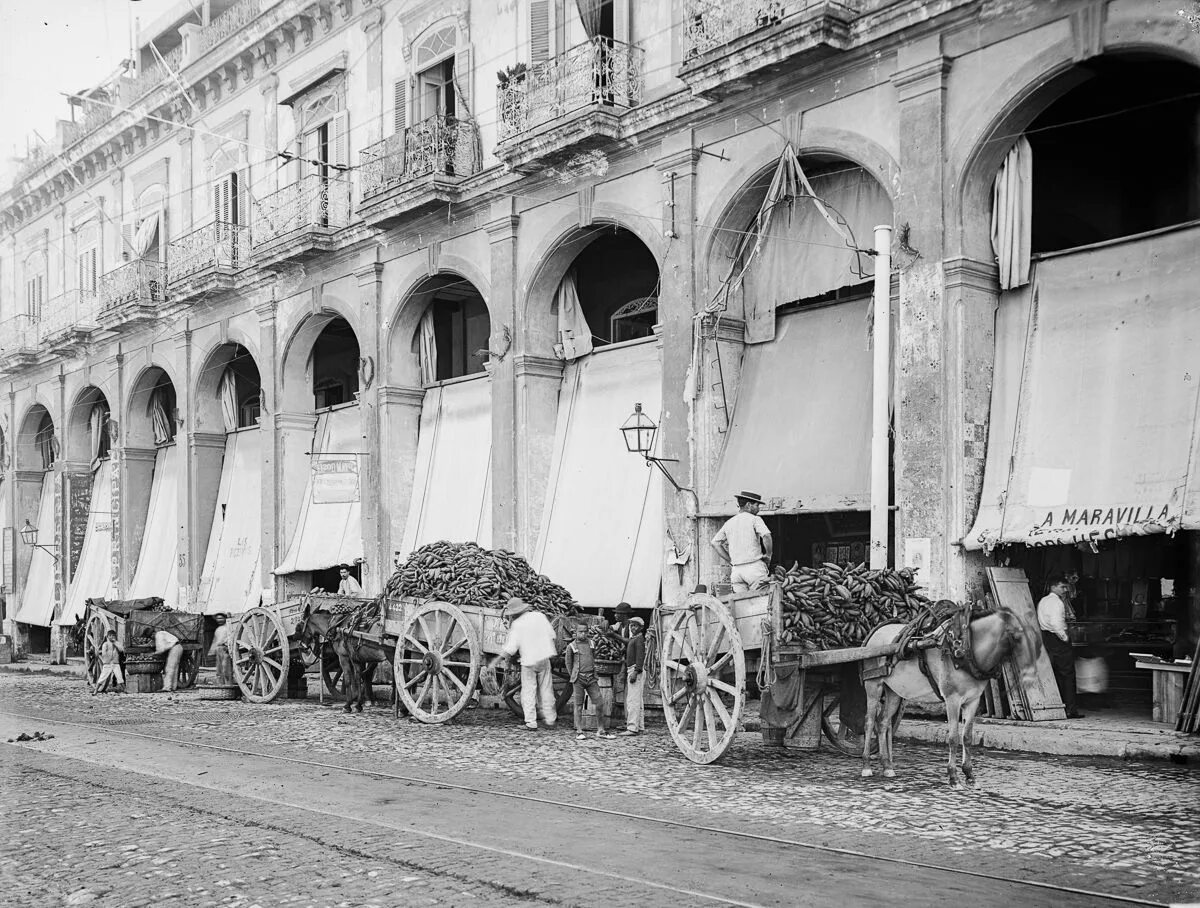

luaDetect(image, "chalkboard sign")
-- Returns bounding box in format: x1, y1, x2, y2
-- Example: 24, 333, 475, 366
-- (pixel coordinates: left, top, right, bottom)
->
68, 472, 92, 578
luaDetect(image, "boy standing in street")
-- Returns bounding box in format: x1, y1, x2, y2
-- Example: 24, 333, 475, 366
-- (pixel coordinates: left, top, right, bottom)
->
620, 617, 646, 735
565, 623, 615, 740
94, 630, 124, 694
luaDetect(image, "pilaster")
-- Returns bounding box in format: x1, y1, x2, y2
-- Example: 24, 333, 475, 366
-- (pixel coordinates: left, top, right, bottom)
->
378, 384, 425, 565
118, 445, 157, 593
513, 353, 564, 554
259, 75, 281, 197
486, 201, 520, 551
355, 258, 384, 592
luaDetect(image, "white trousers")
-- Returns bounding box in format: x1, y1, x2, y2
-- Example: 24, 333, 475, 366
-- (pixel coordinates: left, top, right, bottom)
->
519, 658, 557, 727
625, 672, 645, 732
96, 664, 124, 689
162, 643, 184, 691
731, 559, 769, 592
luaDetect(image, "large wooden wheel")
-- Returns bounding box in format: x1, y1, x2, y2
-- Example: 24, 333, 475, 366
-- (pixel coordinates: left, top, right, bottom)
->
83, 613, 112, 692
660, 593, 746, 764
501, 657, 573, 718
231, 607, 289, 703
393, 601, 479, 724
176, 650, 199, 690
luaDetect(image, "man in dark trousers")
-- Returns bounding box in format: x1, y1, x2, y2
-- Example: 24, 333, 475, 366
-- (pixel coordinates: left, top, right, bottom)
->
1037, 573, 1083, 718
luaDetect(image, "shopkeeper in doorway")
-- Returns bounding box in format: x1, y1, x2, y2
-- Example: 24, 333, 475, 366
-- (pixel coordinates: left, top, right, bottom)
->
1037, 573, 1083, 719
337, 564, 363, 596
711, 491, 773, 593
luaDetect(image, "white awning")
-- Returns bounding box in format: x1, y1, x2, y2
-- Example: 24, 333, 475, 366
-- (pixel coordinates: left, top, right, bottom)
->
965, 225, 1200, 550
400, 376, 492, 555
275, 406, 364, 574
128, 444, 181, 608
534, 340, 663, 609
706, 301, 872, 515
196, 428, 263, 614
13, 475, 56, 627
57, 460, 117, 625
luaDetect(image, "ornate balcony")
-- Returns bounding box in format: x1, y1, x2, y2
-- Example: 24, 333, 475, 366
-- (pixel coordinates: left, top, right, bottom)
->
495, 37, 644, 172
0, 315, 40, 372
40, 290, 100, 353
252, 175, 351, 264
679, 0, 862, 98
167, 222, 249, 300
99, 259, 167, 330
359, 116, 481, 228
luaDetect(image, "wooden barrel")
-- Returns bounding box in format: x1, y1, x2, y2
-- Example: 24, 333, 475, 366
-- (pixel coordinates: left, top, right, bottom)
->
127, 672, 163, 694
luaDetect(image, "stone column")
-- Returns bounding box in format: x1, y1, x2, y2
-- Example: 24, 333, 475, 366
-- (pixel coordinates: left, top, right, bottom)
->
360, 8, 386, 149
378, 384, 425, 564
512, 354, 563, 554
188, 431, 226, 595
892, 37, 952, 599
259, 76, 281, 197
654, 134, 702, 602
355, 260, 384, 593
485, 204, 520, 552
256, 296, 281, 601
179, 135, 194, 231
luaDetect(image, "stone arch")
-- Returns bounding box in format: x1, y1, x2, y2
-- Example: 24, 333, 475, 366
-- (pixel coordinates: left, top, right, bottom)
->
278, 309, 362, 413
950, 30, 1200, 263
15, 402, 57, 472
521, 211, 667, 359
65, 386, 111, 464
126, 366, 178, 449
194, 340, 264, 433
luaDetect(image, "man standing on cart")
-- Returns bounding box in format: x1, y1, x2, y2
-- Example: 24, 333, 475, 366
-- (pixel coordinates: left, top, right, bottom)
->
499, 597, 559, 731
711, 491, 773, 592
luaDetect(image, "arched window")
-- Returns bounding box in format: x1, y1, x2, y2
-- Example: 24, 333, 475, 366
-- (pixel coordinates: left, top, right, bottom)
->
312, 318, 360, 408
570, 230, 659, 346
414, 276, 490, 383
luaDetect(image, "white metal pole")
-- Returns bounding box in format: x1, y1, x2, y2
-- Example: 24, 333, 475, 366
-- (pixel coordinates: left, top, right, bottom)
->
869, 224, 893, 570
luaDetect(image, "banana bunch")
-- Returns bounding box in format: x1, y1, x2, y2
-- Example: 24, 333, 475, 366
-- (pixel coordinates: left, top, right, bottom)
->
385, 541, 577, 617
775, 562, 929, 649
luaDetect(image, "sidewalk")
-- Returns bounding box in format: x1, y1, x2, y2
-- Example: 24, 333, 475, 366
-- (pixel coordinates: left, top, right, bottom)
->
0, 656, 87, 677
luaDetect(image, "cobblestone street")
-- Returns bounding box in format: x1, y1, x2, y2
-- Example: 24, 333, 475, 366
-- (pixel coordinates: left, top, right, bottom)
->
2, 671, 1198, 907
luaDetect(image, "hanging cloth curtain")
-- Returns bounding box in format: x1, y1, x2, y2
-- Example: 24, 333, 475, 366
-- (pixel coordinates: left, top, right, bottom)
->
134, 211, 160, 258
991, 136, 1033, 291
218, 370, 238, 433
418, 307, 438, 386
555, 269, 594, 361
575, 0, 604, 38
149, 388, 173, 445
88, 404, 106, 470
37, 424, 56, 471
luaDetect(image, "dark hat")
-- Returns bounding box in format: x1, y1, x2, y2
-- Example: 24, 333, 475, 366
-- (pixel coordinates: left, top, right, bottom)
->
337, 563, 352, 571
614, 601, 634, 617
735, 490, 764, 504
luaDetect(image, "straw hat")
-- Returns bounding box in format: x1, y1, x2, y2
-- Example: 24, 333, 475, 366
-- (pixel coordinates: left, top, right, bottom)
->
735, 490, 764, 504
504, 596, 531, 618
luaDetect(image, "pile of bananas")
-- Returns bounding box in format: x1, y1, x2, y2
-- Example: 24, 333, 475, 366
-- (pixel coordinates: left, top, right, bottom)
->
386, 541, 577, 617
775, 562, 930, 649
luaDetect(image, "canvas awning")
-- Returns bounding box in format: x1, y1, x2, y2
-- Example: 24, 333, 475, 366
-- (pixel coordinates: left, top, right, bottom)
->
57, 460, 117, 625
13, 475, 56, 626
533, 340, 663, 609
196, 428, 263, 614
275, 406, 364, 575
706, 302, 872, 515
128, 444, 180, 608
965, 225, 1200, 550
400, 376, 492, 555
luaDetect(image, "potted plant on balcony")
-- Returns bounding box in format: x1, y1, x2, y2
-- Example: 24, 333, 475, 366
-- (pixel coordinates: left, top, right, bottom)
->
497, 62, 528, 90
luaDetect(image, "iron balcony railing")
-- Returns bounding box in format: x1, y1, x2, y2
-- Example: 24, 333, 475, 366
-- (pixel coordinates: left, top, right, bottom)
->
167, 221, 249, 281
125, 45, 185, 103
39, 290, 100, 344
200, 0, 263, 53
682, 0, 862, 59
99, 259, 167, 311
360, 116, 480, 200
498, 36, 645, 139
253, 174, 351, 246
0, 314, 40, 357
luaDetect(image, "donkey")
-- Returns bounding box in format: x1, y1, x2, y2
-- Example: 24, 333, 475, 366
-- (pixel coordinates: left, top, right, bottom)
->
860, 601, 1042, 787
296, 602, 390, 713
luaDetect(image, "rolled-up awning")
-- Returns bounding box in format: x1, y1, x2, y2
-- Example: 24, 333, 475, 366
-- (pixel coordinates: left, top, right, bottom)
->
58, 460, 117, 625
129, 444, 181, 608
965, 225, 1200, 550
13, 475, 56, 627
400, 377, 492, 555
534, 340, 663, 609
706, 301, 872, 515
196, 428, 263, 614
275, 406, 364, 575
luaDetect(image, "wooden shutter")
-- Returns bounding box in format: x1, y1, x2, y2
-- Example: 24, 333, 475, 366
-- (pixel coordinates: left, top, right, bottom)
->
331, 111, 349, 170
88, 249, 97, 293
393, 79, 407, 133
235, 170, 248, 227
454, 45, 471, 111
121, 222, 135, 260
530, 0, 551, 64
301, 128, 320, 181
214, 174, 230, 225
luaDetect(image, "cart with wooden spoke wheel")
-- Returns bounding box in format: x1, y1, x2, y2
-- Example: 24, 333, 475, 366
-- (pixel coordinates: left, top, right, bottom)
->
230, 599, 309, 703
82, 599, 204, 692
383, 597, 484, 724
658, 585, 898, 764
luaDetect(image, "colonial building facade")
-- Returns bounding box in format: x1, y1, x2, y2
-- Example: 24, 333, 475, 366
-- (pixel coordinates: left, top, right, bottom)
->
2, 0, 1197, 660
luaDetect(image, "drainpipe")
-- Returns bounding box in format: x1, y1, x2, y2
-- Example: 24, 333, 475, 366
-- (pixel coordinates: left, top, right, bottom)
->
869, 224, 893, 570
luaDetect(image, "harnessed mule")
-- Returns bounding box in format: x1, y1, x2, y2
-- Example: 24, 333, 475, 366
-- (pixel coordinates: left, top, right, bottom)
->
297, 600, 392, 713
861, 599, 1042, 787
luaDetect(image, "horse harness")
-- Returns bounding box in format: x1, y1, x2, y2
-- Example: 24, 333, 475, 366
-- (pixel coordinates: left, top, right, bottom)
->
877, 602, 1004, 700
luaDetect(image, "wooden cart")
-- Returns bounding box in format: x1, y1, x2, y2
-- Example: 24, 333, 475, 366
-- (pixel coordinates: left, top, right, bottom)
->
657, 584, 899, 764
82, 600, 204, 692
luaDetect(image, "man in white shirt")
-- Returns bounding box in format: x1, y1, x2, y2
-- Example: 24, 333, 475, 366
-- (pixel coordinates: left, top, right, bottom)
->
711, 491, 773, 592
148, 628, 184, 692
337, 564, 363, 596
499, 597, 559, 731
1037, 573, 1082, 718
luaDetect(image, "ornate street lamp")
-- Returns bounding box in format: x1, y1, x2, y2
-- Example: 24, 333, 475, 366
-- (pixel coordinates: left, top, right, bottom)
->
20, 519, 59, 562
619, 403, 693, 498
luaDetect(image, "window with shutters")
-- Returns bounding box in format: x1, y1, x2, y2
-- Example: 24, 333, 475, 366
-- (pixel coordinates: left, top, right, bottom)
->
417, 58, 456, 121
77, 248, 98, 295
530, 0, 551, 64
393, 79, 407, 133
24, 252, 46, 320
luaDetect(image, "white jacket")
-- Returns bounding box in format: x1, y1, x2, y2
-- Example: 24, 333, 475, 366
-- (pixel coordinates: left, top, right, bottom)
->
501, 610, 557, 664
